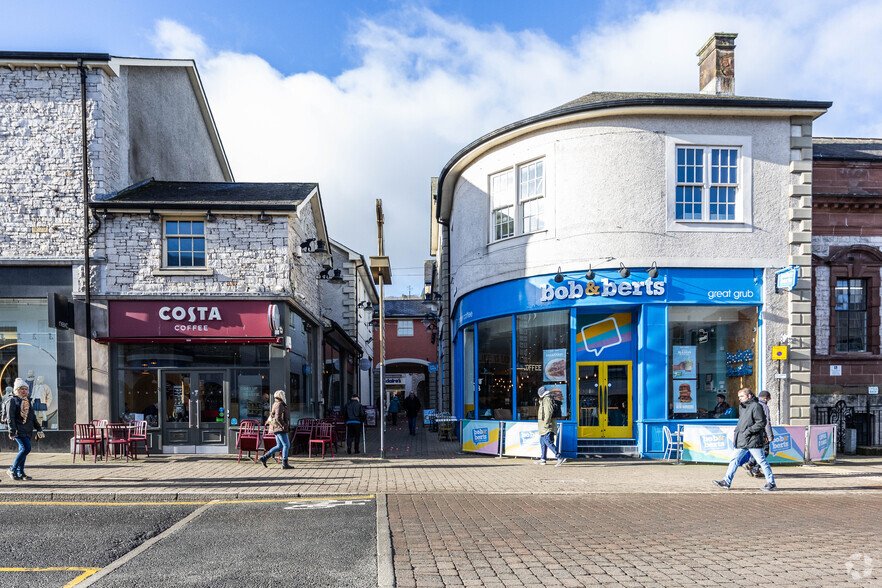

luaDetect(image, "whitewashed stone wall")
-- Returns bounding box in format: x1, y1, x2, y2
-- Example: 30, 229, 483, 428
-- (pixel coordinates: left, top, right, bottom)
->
96, 214, 289, 295
289, 202, 323, 320
0, 67, 111, 259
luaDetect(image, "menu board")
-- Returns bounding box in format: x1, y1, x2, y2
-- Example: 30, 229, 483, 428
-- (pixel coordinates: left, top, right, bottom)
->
542, 349, 567, 382
365, 406, 377, 427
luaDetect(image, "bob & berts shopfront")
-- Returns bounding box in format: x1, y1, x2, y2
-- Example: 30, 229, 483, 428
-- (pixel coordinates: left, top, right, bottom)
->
103, 299, 319, 453
452, 267, 765, 458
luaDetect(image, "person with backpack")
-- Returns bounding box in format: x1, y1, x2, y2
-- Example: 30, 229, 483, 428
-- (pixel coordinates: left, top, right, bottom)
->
535, 386, 566, 467
6, 377, 43, 481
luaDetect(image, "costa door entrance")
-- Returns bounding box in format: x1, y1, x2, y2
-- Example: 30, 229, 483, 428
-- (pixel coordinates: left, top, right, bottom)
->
577, 361, 632, 438
161, 371, 228, 453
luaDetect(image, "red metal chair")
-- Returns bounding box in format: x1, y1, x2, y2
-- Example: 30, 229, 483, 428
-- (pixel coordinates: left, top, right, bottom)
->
73, 423, 102, 463
236, 420, 261, 463
333, 418, 347, 450
261, 422, 280, 463
309, 423, 335, 458
90, 419, 108, 456
105, 423, 130, 462
127, 420, 149, 459
291, 418, 315, 454
319, 418, 340, 450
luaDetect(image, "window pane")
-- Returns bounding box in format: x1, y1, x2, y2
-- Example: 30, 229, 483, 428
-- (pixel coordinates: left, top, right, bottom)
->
490, 170, 514, 211
178, 221, 191, 235
191, 221, 204, 236
522, 198, 544, 233
494, 207, 514, 240
515, 311, 569, 421
519, 160, 544, 201
167, 252, 179, 267
194, 239, 205, 253
668, 306, 758, 419
193, 251, 205, 267
463, 326, 475, 419
397, 320, 413, 337
835, 279, 868, 352
167, 238, 179, 253
675, 186, 702, 220
166, 221, 178, 235
477, 316, 512, 420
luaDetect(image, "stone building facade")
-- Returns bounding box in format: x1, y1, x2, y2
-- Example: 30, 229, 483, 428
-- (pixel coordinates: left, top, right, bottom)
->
811, 138, 882, 446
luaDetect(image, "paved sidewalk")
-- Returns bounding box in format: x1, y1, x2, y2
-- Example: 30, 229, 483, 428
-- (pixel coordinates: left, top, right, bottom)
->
1, 422, 880, 500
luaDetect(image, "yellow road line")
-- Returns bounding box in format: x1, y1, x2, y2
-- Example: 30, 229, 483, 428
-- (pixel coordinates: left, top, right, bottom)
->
0, 495, 376, 506
0, 568, 101, 588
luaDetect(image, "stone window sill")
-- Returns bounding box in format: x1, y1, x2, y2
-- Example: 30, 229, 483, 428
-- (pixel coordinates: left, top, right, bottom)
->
151, 268, 214, 277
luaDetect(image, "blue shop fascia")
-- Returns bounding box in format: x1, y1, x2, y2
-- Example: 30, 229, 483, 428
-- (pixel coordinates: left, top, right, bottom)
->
451, 267, 764, 458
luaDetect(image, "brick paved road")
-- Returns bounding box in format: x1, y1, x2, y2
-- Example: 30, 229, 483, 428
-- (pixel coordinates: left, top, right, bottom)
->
388, 493, 882, 587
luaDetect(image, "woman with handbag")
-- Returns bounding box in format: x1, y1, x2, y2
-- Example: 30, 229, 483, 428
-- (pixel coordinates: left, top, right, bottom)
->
259, 390, 292, 470
7, 377, 43, 481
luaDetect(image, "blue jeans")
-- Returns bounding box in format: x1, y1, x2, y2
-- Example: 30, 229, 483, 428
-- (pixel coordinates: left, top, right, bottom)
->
539, 432, 560, 461
724, 447, 775, 485
408, 416, 417, 435
11, 435, 31, 475
264, 433, 290, 460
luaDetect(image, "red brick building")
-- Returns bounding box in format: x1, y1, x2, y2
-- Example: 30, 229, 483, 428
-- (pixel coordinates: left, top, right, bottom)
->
811, 138, 882, 445
374, 298, 440, 413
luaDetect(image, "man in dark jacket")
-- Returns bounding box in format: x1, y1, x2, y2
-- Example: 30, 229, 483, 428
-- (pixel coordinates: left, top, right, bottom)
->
7, 377, 43, 481
344, 395, 366, 454
713, 388, 776, 491
403, 391, 421, 436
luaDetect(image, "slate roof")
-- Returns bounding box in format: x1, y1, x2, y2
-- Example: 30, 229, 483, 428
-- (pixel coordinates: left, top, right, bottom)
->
383, 299, 433, 318
92, 180, 318, 211
813, 138, 882, 161
0, 51, 111, 62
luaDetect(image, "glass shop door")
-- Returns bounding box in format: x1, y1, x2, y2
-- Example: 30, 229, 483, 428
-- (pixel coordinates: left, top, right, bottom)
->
577, 362, 632, 438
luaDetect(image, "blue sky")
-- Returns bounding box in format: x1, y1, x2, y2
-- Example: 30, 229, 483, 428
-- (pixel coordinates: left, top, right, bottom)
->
4, 1, 881, 296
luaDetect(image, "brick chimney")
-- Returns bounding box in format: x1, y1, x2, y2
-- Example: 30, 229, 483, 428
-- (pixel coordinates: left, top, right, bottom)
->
697, 33, 737, 95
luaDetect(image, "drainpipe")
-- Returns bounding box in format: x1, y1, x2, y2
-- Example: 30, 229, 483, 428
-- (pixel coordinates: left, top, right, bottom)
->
78, 59, 94, 421
437, 217, 451, 413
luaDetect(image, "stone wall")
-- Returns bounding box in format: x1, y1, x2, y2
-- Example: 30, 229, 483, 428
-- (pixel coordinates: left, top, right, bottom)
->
0, 66, 112, 260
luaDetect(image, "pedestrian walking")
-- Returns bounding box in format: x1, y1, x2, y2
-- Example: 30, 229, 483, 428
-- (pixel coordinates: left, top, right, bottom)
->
259, 390, 292, 469
345, 395, 366, 454
535, 386, 566, 467
388, 394, 400, 426
745, 390, 774, 477
7, 377, 43, 481
403, 391, 421, 436
713, 387, 776, 491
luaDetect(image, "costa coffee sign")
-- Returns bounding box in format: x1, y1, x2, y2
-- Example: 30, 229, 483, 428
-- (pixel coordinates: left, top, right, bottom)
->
109, 300, 276, 339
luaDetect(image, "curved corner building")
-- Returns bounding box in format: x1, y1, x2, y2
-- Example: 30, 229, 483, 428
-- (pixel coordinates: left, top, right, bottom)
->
434, 39, 831, 458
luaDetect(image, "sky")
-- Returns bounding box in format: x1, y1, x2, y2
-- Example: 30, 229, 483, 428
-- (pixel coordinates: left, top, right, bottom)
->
4, 0, 882, 296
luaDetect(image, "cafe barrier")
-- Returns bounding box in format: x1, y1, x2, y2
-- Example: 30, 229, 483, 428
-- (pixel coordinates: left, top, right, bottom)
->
461, 419, 501, 455
680, 424, 837, 464
502, 421, 542, 458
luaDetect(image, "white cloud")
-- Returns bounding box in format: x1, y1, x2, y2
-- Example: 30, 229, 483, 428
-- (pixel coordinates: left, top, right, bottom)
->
151, 2, 882, 295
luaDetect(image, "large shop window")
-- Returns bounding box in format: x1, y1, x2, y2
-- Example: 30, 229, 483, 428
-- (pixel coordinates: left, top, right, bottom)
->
489, 158, 545, 243
835, 279, 868, 352
115, 343, 269, 425
668, 306, 758, 419
0, 299, 59, 429
477, 317, 512, 419
516, 310, 569, 421
463, 325, 475, 418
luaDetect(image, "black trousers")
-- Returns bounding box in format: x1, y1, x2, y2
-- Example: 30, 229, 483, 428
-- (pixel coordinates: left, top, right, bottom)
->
347, 423, 362, 452
389, 412, 398, 425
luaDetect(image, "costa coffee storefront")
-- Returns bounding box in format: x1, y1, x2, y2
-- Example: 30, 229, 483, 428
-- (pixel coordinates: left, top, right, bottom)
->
104, 299, 318, 453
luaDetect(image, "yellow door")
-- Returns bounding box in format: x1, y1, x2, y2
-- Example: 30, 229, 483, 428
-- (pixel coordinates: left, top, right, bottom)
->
577, 361, 632, 438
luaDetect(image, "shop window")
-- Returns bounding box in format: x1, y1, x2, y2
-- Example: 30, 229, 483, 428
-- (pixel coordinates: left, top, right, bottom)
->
477, 316, 512, 419
666, 135, 752, 230
515, 310, 569, 421
668, 306, 758, 419
463, 325, 475, 419
0, 299, 59, 430
232, 369, 270, 424
489, 158, 545, 243
164, 219, 205, 267
835, 279, 867, 352
397, 320, 413, 337
119, 370, 159, 427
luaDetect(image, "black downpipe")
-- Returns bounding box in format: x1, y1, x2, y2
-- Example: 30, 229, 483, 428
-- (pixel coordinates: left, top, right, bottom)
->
78, 59, 93, 421
437, 217, 451, 413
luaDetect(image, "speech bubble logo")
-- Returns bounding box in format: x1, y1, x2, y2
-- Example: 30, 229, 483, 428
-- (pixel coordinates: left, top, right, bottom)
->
581, 316, 623, 357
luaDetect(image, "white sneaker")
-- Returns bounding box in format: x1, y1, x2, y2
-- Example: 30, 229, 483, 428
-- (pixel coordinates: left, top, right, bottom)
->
555, 457, 567, 467
534, 460, 546, 465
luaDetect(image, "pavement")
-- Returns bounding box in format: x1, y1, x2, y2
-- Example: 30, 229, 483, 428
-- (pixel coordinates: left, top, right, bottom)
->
1, 420, 880, 500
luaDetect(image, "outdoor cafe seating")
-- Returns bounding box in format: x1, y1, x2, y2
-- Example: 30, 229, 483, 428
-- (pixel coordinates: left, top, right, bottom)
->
236, 419, 261, 463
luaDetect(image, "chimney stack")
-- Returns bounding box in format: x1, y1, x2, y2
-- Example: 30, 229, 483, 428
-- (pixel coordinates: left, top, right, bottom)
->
697, 33, 737, 95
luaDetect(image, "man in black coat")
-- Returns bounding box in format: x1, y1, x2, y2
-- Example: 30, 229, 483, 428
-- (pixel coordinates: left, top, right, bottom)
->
403, 391, 421, 436
713, 388, 776, 491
